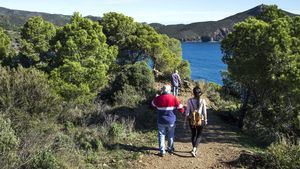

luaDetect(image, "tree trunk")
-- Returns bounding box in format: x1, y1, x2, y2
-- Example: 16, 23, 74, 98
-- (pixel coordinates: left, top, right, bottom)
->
238, 88, 250, 129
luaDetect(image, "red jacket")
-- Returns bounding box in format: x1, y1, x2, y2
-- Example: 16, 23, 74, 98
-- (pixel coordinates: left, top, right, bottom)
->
152, 93, 184, 124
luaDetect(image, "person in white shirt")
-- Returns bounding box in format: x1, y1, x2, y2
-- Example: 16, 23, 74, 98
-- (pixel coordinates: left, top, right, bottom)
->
184, 86, 208, 157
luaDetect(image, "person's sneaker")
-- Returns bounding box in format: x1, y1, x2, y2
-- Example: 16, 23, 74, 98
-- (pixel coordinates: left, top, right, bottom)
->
191, 150, 197, 157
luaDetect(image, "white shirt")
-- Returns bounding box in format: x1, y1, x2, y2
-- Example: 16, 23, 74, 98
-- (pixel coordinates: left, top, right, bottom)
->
185, 98, 207, 120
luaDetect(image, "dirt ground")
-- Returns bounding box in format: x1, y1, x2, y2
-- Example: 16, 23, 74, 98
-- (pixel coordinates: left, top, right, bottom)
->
129, 89, 244, 169
126, 83, 246, 169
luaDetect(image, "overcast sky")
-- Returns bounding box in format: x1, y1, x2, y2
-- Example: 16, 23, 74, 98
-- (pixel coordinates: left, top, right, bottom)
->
1, 0, 299, 24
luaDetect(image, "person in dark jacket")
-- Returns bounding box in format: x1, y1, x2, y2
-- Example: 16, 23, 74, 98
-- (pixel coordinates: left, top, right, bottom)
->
152, 84, 184, 157
171, 70, 182, 96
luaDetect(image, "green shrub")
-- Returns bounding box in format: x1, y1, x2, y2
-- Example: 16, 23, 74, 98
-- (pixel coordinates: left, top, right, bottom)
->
29, 150, 62, 169
113, 62, 155, 93
49, 13, 117, 104
0, 115, 19, 168
52, 132, 75, 150
193, 81, 228, 110
103, 61, 155, 105
109, 123, 126, 140
85, 151, 100, 165
60, 104, 88, 126
0, 116, 19, 154
0, 26, 11, 65
51, 132, 86, 169
99, 113, 135, 142
178, 60, 191, 80
263, 141, 300, 169
59, 101, 111, 127
13, 119, 59, 169
0, 66, 61, 117
114, 84, 145, 107
74, 128, 103, 151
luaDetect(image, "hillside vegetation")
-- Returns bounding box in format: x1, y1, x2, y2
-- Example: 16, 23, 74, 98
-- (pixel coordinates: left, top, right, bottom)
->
0, 6, 101, 30
0, 4, 298, 42
151, 4, 298, 41
0, 11, 190, 168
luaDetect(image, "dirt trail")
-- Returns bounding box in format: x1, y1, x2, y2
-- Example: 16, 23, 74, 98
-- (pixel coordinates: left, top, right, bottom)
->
130, 108, 244, 169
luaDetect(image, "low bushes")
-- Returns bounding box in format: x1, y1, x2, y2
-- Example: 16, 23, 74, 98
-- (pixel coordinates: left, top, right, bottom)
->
0, 66, 61, 118
0, 115, 19, 168
101, 61, 155, 107
262, 141, 300, 169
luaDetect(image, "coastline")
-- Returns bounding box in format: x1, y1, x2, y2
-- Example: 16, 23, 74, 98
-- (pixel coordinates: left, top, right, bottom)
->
181, 40, 221, 43
181, 41, 225, 85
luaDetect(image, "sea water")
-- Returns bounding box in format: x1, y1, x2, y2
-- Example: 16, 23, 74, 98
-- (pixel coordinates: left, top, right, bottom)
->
181, 42, 227, 85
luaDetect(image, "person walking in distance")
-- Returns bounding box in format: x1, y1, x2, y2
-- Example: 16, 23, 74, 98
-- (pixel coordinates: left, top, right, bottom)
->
171, 70, 182, 96
184, 86, 208, 157
152, 84, 184, 157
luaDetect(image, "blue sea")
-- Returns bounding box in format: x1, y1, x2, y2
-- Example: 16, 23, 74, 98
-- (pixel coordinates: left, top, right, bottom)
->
181, 42, 227, 85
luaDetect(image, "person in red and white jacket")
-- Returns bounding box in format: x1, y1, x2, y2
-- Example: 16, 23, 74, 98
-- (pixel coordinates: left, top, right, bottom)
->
152, 84, 184, 157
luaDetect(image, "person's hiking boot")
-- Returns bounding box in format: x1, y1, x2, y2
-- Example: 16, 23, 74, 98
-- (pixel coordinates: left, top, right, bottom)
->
167, 148, 175, 155
159, 152, 165, 157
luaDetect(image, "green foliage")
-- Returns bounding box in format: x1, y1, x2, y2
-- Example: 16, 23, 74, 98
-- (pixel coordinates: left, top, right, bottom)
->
0, 115, 60, 169
50, 13, 118, 103
115, 62, 154, 93
101, 12, 190, 79
222, 18, 270, 87
101, 12, 148, 64
75, 130, 103, 151
19, 16, 56, 70
114, 84, 145, 107
221, 71, 242, 98
0, 116, 19, 153
256, 5, 288, 23
0, 26, 11, 64
101, 12, 136, 47
221, 7, 300, 141
30, 150, 61, 169
152, 35, 182, 76
149, 34, 189, 79
50, 61, 96, 103
193, 81, 239, 111
52, 132, 75, 150
109, 123, 126, 141
0, 115, 19, 168
0, 10, 191, 169
0, 65, 60, 117
107, 62, 155, 106
99, 113, 135, 143
178, 60, 191, 80
263, 141, 300, 169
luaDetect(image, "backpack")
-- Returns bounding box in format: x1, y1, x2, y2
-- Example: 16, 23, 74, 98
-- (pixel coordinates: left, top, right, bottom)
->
189, 99, 202, 127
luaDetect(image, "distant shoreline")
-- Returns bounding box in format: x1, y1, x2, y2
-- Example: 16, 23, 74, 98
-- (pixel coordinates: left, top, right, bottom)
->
181, 41, 221, 43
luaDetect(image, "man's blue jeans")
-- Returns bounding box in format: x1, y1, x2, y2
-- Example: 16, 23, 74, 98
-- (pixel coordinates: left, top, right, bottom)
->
158, 123, 175, 154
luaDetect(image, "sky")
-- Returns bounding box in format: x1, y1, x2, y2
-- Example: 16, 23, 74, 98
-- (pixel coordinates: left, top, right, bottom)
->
0, 0, 299, 24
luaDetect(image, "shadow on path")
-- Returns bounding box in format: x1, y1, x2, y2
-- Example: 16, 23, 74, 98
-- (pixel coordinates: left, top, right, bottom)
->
175, 110, 240, 144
